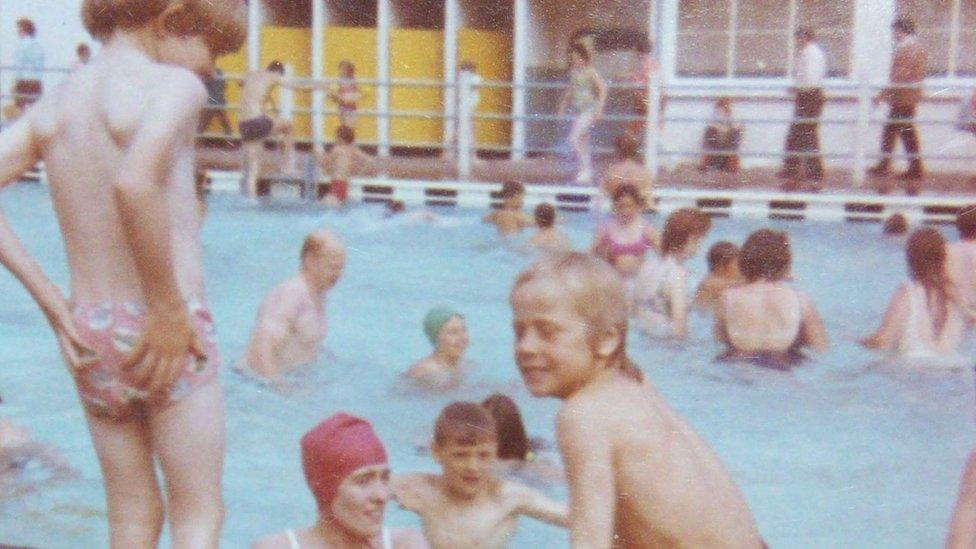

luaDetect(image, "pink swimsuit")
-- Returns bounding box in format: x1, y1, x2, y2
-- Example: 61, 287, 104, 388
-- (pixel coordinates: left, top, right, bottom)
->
71, 300, 220, 420
599, 222, 653, 264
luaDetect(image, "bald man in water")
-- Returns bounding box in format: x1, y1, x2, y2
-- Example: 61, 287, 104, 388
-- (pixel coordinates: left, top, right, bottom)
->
241, 231, 346, 380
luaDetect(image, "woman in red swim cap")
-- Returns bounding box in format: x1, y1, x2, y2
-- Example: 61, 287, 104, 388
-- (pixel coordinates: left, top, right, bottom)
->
251, 413, 427, 548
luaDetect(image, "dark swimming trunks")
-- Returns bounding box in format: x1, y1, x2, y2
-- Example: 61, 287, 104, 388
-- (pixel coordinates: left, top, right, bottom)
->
239, 115, 273, 142
717, 348, 807, 371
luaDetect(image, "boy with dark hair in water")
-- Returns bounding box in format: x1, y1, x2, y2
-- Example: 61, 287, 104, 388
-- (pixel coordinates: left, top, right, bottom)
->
694, 241, 743, 309
315, 125, 377, 207
392, 402, 567, 548
484, 181, 532, 236
0, 1, 246, 545
526, 202, 572, 252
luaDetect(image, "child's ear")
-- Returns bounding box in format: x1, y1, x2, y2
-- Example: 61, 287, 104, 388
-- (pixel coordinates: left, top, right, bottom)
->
155, 2, 189, 37
594, 327, 622, 360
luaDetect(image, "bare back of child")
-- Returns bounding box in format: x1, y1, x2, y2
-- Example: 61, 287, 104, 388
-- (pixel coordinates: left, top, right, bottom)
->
0, 2, 245, 546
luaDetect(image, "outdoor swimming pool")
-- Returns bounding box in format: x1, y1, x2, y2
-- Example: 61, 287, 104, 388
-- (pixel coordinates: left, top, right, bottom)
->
0, 182, 973, 548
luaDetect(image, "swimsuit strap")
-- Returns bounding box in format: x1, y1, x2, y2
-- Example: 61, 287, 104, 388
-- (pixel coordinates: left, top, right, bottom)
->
285, 529, 301, 549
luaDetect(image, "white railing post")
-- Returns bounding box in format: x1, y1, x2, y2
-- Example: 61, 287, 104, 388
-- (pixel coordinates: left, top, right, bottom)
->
458, 70, 474, 180
645, 73, 661, 176
854, 76, 870, 187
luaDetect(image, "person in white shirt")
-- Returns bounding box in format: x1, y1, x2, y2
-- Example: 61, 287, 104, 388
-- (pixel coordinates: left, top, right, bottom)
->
444, 60, 482, 163
12, 18, 45, 110
780, 26, 827, 191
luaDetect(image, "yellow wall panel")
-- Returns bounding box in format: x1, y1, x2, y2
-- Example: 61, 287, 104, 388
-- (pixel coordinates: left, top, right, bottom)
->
459, 29, 512, 147
390, 29, 444, 146
323, 27, 378, 144
260, 27, 313, 140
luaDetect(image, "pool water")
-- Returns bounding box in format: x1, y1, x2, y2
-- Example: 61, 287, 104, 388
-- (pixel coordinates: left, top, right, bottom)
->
0, 183, 973, 548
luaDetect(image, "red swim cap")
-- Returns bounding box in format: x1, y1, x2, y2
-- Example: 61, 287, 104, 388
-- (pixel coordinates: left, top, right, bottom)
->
301, 413, 388, 513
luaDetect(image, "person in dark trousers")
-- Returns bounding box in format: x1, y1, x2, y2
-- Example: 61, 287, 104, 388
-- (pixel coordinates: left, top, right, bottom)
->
12, 18, 44, 110
198, 67, 232, 136
868, 16, 928, 190
780, 27, 827, 191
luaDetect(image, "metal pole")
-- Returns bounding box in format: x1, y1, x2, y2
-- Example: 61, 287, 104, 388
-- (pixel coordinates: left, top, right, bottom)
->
458, 70, 474, 179
311, 0, 325, 150
854, 74, 870, 187
377, 0, 392, 157
247, 0, 261, 72
645, 73, 660, 176
511, 0, 529, 161
443, 0, 459, 150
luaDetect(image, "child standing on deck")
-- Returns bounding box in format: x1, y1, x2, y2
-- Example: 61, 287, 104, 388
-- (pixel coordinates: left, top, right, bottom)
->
510, 253, 765, 548
392, 402, 567, 548
0, 1, 245, 546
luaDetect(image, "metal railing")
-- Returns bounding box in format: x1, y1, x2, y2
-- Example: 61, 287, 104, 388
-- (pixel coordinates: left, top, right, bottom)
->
3, 63, 974, 186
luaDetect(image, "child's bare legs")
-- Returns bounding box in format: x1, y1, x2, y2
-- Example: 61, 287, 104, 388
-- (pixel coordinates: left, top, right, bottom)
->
151, 381, 225, 548
569, 111, 596, 183
84, 382, 225, 549
271, 118, 296, 175
85, 415, 165, 548
243, 142, 263, 198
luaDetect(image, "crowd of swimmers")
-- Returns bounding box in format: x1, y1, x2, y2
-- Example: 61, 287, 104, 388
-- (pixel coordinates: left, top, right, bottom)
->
2, 2, 976, 548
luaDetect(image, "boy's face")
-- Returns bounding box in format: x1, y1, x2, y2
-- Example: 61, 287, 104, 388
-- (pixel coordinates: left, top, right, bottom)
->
306, 244, 346, 290
159, 35, 215, 78
511, 279, 608, 399
505, 193, 524, 209
331, 464, 390, 539
434, 438, 497, 499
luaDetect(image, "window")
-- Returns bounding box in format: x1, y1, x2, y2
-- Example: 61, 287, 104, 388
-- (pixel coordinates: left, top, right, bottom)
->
898, 0, 976, 77
677, 0, 853, 78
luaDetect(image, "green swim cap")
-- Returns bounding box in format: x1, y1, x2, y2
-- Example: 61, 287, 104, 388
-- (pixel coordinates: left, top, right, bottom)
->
423, 306, 462, 345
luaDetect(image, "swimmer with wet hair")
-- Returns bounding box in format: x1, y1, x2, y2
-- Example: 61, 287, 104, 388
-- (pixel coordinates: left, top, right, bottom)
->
316, 125, 378, 207
861, 227, 965, 358
484, 181, 532, 236
715, 229, 828, 368
392, 402, 567, 548
481, 394, 563, 483
526, 203, 572, 252
694, 241, 743, 309
883, 212, 909, 235
252, 413, 427, 549
0, 0, 246, 544
241, 230, 346, 380
947, 205, 976, 320
402, 307, 470, 391
510, 252, 765, 547
633, 208, 711, 338
591, 184, 660, 279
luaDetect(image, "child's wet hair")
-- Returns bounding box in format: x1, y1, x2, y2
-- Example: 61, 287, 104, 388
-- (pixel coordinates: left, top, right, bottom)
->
511, 252, 643, 383
957, 205, 976, 240
706, 241, 739, 273
534, 203, 556, 228
481, 394, 530, 461
434, 402, 498, 447
500, 181, 524, 200
883, 213, 908, 235
336, 125, 355, 144
660, 208, 711, 255
739, 229, 791, 282
82, 0, 246, 56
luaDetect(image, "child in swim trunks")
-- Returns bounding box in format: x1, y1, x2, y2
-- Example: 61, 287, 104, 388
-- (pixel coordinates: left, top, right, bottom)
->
392, 402, 567, 548
484, 181, 532, 236
315, 125, 377, 207
0, 1, 245, 545
510, 252, 765, 547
